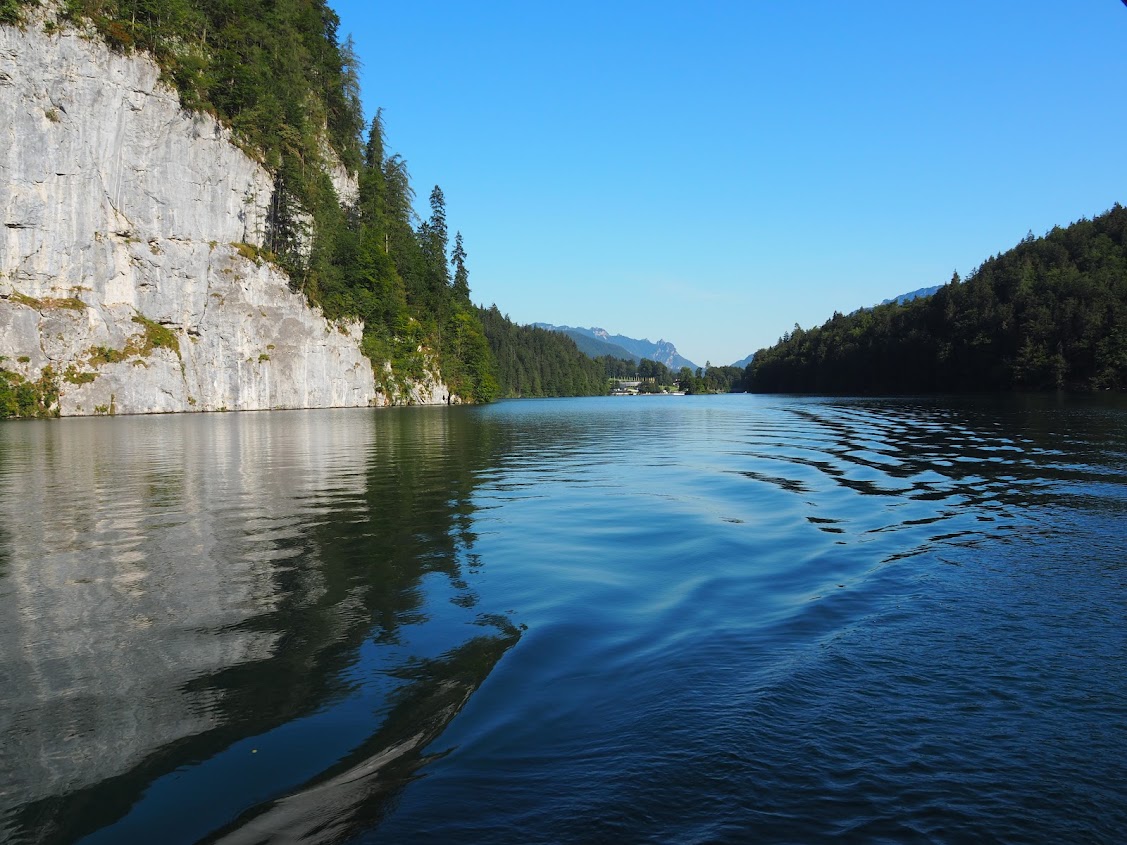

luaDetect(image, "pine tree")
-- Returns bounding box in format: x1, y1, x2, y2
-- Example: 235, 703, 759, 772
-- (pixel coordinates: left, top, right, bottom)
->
428, 185, 448, 253
359, 112, 386, 222
451, 231, 470, 301
423, 185, 450, 288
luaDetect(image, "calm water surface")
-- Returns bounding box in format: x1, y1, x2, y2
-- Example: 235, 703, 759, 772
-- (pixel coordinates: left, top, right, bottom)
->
1, 395, 1125, 844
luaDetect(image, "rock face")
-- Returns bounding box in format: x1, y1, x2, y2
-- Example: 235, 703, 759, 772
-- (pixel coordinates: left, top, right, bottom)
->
0, 10, 448, 414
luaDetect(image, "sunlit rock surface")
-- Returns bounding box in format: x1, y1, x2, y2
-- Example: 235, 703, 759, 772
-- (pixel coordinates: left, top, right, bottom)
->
0, 8, 450, 414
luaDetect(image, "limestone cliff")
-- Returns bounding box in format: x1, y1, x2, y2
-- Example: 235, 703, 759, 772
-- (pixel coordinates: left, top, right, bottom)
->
0, 9, 451, 415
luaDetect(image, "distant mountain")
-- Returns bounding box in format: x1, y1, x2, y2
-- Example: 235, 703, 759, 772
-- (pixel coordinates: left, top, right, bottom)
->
534, 324, 699, 371
881, 285, 941, 306
558, 331, 641, 363
731, 353, 755, 369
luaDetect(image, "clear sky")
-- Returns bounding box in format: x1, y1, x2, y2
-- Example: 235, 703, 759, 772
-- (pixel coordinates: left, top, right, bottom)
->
331, 0, 1127, 367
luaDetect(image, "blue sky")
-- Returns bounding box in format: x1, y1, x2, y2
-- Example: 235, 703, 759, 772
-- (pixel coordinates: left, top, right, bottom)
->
332, 0, 1127, 367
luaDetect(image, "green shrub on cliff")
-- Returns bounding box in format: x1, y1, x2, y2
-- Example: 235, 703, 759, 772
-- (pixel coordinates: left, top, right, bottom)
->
0, 367, 59, 418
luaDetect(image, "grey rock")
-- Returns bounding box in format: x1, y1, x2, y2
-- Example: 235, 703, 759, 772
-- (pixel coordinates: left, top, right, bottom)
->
0, 8, 451, 415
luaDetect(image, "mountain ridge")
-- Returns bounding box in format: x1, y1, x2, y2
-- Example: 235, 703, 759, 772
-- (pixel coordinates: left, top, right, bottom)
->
534, 323, 700, 371
881, 285, 942, 306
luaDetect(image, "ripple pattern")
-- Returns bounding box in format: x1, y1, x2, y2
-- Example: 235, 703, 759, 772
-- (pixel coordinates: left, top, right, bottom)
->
1, 396, 1125, 844
374, 395, 1127, 845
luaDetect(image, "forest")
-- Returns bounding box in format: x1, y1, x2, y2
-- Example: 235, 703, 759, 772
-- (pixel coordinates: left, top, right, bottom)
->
749, 205, 1127, 394
602, 359, 747, 395
472, 313, 753, 399
476, 306, 610, 398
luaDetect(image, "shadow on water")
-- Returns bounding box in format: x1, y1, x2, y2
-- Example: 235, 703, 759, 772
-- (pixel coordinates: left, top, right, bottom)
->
0, 407, 519, 845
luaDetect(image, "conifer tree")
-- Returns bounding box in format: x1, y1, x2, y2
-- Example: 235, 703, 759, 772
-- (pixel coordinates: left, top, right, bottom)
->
428, 185, 448, 254
451, 231, 470, 301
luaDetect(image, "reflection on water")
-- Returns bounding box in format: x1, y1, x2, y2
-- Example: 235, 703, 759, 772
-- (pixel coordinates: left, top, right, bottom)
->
0, 408, 518, 845
1, 395, 1126, 844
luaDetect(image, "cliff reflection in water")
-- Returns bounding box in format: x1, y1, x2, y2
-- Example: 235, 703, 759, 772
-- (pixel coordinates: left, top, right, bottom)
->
0, 407, 518, 845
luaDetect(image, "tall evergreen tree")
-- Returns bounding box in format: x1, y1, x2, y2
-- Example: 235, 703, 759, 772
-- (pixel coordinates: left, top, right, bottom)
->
422, 186, 450, 291
358, 111, 388, 234
428, 185, 448, 255
451, 231, 470, 301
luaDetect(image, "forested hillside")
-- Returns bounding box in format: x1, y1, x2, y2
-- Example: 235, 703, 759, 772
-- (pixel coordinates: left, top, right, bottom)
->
3, 0, 496, 402
476, 311, 752, 399
477, 307, 610, 398
749, 205, 1127, 394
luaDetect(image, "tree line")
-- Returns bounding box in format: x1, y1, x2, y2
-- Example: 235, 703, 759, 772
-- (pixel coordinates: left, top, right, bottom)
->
676, 365, 746, 394
601, 358, 747, 394
473, 313, 753, 399
476, 306, 609, 398
749, 205, 1127, 394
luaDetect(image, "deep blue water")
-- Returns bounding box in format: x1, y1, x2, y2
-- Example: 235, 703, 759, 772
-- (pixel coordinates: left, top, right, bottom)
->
1, 394, 1125, 844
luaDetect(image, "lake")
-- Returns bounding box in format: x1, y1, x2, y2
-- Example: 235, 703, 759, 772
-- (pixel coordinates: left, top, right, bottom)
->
1, 394, 1125, 844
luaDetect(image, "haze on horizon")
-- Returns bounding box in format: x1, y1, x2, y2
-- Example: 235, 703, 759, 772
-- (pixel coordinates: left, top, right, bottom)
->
333, 0, 1127, 367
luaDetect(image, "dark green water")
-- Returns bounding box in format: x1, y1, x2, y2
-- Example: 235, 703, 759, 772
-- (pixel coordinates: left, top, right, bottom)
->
1, 395, 1125, 844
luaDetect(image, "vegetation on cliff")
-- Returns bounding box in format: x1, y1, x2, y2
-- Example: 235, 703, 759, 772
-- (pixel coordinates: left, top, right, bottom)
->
749, 205, 1127, 394
0, 366, 59, 418
4, 0, 496, 401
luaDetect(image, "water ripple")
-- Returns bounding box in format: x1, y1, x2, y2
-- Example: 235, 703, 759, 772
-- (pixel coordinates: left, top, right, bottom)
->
2, 396, 1125, 844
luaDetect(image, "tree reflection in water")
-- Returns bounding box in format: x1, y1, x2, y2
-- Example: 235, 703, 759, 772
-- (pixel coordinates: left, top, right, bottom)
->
0, 407, 518, 845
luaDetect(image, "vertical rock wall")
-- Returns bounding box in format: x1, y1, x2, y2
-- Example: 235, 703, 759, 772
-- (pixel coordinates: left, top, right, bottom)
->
0, 10, 451, 414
